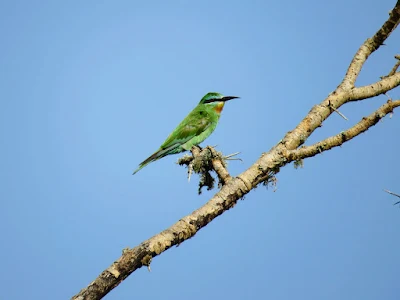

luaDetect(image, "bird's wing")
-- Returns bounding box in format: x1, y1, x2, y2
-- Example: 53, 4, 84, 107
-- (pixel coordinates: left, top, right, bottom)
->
160, 112, 211, 150
133, 110, 211, 175
132, 142, 181, 174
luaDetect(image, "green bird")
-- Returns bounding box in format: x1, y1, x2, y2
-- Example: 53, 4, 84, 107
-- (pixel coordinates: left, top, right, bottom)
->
133, 92, 238, 175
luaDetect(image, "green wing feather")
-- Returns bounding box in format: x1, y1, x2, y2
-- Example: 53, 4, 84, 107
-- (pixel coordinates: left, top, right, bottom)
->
133, 109, 212, 175
160, 112, 211, 150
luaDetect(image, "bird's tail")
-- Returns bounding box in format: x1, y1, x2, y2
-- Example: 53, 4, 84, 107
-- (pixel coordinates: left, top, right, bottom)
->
132, 148, 170, 175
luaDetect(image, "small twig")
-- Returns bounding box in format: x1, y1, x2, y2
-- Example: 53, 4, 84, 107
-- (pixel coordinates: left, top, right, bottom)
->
388, 55, 400, 76
384, 189, 400, 205
384, 92, 392, 100
384, 93, 394, 118
384, 189, 400, 198
380, 55, 400, 80
330, 105, 348, 120
224, 152, 243, 161
207, 146, 232, 184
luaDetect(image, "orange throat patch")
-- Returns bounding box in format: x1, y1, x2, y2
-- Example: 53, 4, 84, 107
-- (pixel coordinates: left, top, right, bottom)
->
214, 102, 225, 114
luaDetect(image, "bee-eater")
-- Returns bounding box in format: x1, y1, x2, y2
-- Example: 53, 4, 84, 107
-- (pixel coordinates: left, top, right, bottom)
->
133, 92, 238, 175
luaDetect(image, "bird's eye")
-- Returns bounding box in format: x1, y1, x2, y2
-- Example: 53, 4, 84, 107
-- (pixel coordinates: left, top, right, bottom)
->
199, 111, 204, 115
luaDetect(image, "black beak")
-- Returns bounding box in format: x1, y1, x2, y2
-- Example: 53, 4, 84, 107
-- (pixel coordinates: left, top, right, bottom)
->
221, 96, 239, 102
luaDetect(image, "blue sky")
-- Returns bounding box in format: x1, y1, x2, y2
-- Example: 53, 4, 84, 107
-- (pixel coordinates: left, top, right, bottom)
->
1, 0, 400, 299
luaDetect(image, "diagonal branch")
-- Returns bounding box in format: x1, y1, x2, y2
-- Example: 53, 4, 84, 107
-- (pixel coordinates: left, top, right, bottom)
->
347, 72, 400, 101
338, 1, 400, 90
286, 100, 400, 161
280, 51, 400, 152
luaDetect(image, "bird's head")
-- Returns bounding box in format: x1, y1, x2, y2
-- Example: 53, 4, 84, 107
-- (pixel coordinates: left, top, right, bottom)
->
199, 92, 239, 114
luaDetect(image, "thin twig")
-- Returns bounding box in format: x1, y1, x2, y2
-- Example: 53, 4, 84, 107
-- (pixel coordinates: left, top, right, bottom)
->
384, 189, 400, 198
330, 105, 348, 120
224, 152, 243, 161
388, 55, 400, 76
384, 189, 400, 205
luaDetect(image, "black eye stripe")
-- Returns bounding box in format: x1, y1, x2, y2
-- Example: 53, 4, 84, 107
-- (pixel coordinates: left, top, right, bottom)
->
204, 99, 219, 104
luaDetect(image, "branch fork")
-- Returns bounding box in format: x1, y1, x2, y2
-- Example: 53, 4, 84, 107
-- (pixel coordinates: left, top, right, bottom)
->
177, 146, 235, 194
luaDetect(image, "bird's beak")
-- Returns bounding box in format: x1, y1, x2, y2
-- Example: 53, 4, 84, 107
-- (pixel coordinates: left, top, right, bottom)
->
221, 96, 239, 102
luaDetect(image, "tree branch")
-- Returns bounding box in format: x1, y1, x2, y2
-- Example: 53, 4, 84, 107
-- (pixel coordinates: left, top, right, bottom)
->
286, 100, 400, 161
348, 72, 400, 101
193, 146, 233, 185
177, 146, 232, 194
72, 2, 400, 299
338, 1, 400, 90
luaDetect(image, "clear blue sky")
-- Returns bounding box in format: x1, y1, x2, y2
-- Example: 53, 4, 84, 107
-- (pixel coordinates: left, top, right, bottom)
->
1, 1, 400, 299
